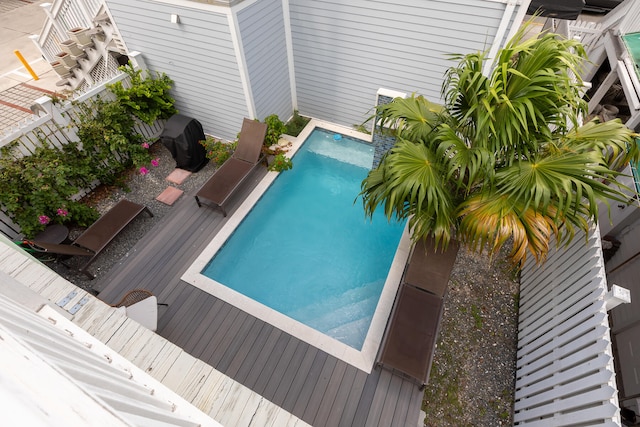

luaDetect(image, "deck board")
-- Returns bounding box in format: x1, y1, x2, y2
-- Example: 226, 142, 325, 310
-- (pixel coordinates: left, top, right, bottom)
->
95, 168, 423, 426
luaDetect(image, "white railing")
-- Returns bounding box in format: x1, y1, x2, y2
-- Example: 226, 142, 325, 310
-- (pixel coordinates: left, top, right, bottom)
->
514, 226, 622, 426
0, 69, 164, 241
33, 0, 106, 62
0, 265, 220, 426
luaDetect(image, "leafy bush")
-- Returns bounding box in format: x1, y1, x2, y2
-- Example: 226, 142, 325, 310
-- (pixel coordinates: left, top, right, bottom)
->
263, 114, 287, 147
268, 153, 293, 172
0, 65, 174, 237
0, 141, 99, 238
200, 136, 237, 165
108, 63, 178, 125
73, 97, 151, 184
285, 110, 310, 136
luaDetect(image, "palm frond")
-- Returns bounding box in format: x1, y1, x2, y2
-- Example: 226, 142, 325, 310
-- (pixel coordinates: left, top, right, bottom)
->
457, 192, 562, 264
373, 95, 444, 142
359, 138, 455, 227
563, 119, 639, 171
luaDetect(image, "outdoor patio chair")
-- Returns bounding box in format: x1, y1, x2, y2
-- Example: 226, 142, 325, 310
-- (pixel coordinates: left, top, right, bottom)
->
30, 199, 153, 279
112, 289, 167, 332
195, 118, 268, 216
403, 236, 459, 297
377, 283, 444, 389
376, 236, 459, 388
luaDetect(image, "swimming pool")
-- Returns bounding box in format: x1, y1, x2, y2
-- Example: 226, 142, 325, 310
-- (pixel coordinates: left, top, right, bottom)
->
183, 120, 410, 372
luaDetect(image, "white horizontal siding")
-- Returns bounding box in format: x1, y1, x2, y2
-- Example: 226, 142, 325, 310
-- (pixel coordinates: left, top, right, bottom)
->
237, 0, 293, 122
105, 0, 250, 140
289, 0, 511, 129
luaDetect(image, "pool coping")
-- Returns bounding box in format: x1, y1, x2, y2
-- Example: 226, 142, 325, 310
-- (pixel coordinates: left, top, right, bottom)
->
182, 119, 411, 373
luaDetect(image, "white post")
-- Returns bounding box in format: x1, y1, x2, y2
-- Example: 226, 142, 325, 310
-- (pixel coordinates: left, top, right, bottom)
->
40, 3, 68, 39
128, 51, 148, 71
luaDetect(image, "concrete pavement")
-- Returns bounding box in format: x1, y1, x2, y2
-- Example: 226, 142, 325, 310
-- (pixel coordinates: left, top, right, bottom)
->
0, 0, 63, 132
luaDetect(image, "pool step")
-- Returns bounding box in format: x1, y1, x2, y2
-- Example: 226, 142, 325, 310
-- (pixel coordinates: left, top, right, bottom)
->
303, 293, 378, 333
287, 280, 381, 324
325, 316, 373, 349
287, 281, 382, 346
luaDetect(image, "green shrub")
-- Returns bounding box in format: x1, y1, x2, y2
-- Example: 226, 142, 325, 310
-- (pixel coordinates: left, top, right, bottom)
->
200, 136, 237, 165
263, 114, 287, 147
268, 153, 293, 172
108, 63, 178, 125
0, 141, 99, 238
285, 110, 310, 136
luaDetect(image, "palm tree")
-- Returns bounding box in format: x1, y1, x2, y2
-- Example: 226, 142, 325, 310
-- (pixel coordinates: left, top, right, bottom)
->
360, 26, 639, 264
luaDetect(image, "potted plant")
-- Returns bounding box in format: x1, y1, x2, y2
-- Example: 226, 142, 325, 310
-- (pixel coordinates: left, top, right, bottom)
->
55, 52, 76, 68
268, 153, 293, 172
49, 61, 69, 76
68, 27, 92, 45
59, 39, 84, 57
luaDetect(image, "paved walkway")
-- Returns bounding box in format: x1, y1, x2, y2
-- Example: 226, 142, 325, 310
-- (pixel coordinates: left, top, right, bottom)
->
0, 0, 61, 134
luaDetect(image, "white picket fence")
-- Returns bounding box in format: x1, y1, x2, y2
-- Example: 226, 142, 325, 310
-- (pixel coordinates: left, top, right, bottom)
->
514, 226, 622, 426
0, 71, 164, 240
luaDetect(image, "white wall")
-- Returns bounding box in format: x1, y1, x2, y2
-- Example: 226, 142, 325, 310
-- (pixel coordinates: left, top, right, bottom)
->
288, 0, 518, 129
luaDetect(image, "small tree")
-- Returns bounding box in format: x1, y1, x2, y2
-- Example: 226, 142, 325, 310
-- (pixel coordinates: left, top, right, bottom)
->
360, 26, 639, 264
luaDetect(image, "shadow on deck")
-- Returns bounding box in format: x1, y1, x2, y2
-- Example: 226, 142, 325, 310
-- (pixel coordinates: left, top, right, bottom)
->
95, 167, 423, 427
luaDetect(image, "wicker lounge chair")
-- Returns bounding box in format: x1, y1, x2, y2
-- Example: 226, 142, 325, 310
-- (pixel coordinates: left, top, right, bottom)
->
195, 118, 268, 216
377, 237, 459, 388
30, 200, 152, 279
403, 236, 459, 297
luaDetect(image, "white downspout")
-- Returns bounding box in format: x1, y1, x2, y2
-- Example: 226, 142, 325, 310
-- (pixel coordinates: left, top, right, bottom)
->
228, 9, 256, 119
282, 0, 297, 112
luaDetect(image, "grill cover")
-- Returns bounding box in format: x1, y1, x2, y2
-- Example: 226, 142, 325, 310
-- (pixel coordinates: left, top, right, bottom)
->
159, 114, 209, 172
527, 0, 585, 19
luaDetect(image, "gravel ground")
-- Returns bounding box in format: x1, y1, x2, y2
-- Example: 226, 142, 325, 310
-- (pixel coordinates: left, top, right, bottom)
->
422, 245, 520, 426
46, 142, 217, 293
47, 141, 520, 425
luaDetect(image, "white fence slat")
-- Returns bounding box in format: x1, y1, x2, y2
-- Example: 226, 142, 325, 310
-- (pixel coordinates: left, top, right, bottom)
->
518, 282, 603, 344
516, 315, 608, 368
516, 337, 611, 379
515, 402, 618, 425
515, 352, 612, 398
515, 372, 616, 412
519, 243, 600, 313
518, 296, 605, 353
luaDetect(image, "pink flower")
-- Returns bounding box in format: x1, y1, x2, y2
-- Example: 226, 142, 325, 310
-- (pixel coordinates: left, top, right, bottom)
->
38, 215, 50, 225
141, 142, 150, 149
139, 166, 149, 175
56, 208, 68, 217
151, 158, 159, 167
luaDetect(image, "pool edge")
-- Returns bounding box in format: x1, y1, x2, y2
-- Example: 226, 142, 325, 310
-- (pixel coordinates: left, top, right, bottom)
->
182, 120, 408, 373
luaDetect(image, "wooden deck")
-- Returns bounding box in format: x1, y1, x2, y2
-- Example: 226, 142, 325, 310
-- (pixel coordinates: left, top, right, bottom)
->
95, 168, 423, 427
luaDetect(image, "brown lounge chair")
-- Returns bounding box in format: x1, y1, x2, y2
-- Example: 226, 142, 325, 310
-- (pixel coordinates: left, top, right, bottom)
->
195, 118, 268, 216
377, 237, 459, 388
29, 200, 152, 279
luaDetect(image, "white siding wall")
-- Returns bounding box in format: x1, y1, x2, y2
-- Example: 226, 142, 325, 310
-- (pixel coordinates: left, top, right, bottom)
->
105, 0, 250, 141
288, 0, 513, 129
237, 0, 293, 122
515, 227, 622, 425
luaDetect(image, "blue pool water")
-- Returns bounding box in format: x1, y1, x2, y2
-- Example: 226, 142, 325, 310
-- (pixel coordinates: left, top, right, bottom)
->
202, 129, 406, 349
